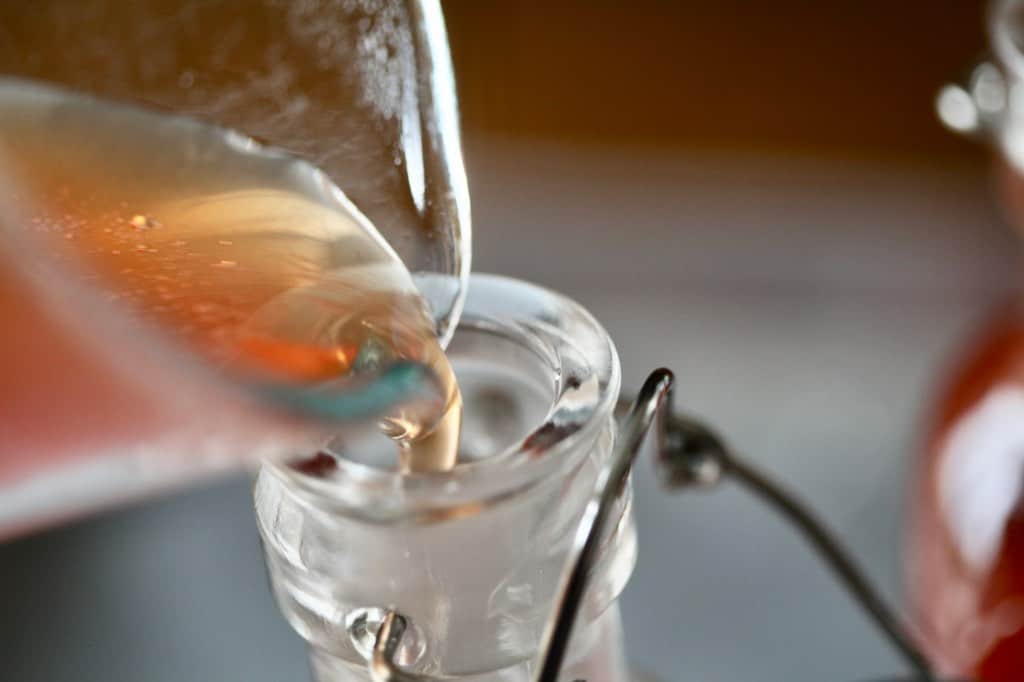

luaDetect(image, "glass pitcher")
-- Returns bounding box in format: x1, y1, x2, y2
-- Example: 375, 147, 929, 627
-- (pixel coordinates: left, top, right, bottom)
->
0, 0, 470, 537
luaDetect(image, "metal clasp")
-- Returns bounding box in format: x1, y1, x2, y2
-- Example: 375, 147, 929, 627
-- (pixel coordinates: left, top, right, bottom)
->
366, 369, 952, 682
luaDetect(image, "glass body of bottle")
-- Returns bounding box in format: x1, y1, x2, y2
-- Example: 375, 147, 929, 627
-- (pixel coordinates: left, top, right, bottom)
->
255, 275, 636, 681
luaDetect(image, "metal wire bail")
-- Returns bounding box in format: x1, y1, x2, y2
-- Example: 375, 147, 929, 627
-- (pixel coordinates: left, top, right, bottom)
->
367, 368, 953, 682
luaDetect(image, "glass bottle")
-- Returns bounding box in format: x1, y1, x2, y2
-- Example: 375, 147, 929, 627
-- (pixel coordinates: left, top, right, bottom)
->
255, 274, 636, 681
913, 1, 1024, 678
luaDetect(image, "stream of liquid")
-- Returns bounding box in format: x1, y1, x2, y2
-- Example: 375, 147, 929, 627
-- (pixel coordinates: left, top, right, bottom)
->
0, 78, 461, 472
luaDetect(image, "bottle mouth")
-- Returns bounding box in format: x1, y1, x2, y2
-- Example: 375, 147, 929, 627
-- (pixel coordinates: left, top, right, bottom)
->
264, 273, 622, 523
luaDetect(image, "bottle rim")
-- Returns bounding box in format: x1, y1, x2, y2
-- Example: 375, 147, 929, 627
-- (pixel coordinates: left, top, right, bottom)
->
262, 272, 623, 525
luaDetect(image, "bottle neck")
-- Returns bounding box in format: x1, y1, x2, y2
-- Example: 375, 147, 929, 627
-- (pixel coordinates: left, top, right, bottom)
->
254, 275, 631, 679
255, 418, 633, 677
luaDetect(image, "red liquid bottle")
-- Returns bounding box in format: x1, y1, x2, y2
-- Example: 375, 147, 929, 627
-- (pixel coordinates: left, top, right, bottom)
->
909, 4, 1024, 675
910, 304, 1024, 679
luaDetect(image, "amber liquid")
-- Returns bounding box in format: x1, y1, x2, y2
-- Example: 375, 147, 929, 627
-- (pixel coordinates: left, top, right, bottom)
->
0, 78, 460, 472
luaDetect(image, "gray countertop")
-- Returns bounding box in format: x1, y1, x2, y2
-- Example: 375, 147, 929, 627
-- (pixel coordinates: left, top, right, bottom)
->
1, 139, 1016, 681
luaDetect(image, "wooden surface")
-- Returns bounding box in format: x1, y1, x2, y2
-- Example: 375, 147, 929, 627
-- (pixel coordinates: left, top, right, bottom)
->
445, 1, 987, 163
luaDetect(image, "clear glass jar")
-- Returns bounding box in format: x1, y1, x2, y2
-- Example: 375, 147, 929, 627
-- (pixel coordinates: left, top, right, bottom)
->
254, 274, 635, 681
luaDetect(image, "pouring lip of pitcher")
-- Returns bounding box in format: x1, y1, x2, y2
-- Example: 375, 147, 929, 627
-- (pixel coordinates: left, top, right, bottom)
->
262, 273, 623, 525
0, 0, 473, 428
0, 80, 460, 433
0, 181, 448, 432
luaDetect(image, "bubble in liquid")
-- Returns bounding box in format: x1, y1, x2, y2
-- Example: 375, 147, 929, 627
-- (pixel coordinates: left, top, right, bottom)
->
130, 214, 161, 230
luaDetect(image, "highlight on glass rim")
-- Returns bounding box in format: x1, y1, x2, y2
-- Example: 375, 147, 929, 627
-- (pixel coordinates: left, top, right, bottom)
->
1, 2, 1022, 681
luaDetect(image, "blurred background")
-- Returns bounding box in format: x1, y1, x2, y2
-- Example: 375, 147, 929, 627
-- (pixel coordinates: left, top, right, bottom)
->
1, 2, 1015, 680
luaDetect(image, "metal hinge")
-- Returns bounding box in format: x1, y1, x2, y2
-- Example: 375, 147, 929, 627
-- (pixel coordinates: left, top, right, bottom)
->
366, 369, 956, 682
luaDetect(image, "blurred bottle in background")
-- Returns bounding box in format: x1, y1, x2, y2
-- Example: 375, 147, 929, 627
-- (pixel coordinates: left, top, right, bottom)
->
911, 1, 1024, 678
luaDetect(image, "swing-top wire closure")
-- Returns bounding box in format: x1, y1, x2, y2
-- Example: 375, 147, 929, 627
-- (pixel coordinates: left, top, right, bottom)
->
363, 369, 962, 682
